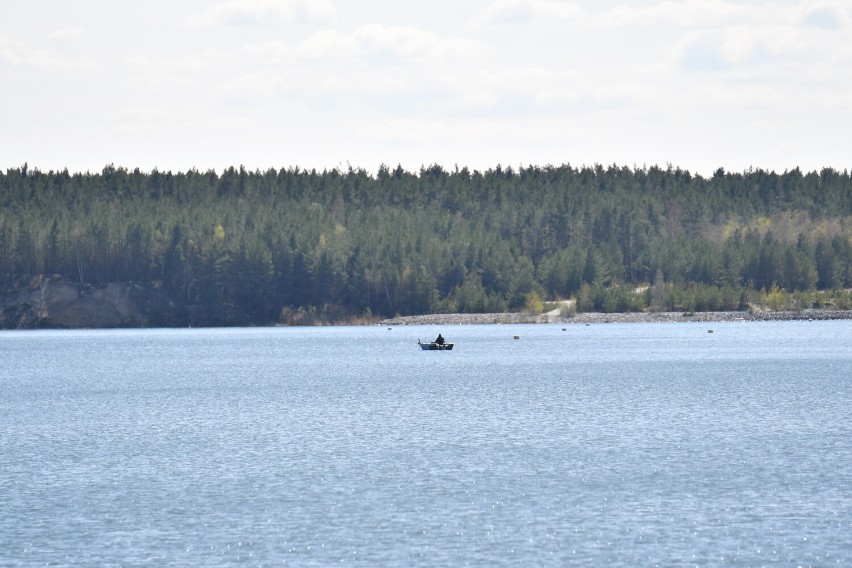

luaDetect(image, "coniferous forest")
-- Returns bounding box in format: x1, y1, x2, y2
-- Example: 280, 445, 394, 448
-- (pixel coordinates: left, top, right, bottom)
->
2, 163, 852, 326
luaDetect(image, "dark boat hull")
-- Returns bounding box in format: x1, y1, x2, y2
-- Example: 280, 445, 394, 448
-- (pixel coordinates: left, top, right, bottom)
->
419, 342, 454, 350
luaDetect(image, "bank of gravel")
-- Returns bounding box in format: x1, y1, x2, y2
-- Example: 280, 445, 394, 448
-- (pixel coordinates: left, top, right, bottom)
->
381, 309, 852, 326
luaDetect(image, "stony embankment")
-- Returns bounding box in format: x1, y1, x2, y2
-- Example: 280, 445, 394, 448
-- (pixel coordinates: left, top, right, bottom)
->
381, 309, 852, 326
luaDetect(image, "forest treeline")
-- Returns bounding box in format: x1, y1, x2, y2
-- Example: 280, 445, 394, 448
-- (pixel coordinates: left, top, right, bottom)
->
2, 163, 852, 325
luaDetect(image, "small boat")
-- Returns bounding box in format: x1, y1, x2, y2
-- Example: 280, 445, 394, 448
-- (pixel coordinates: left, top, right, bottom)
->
418, 339, 454, 350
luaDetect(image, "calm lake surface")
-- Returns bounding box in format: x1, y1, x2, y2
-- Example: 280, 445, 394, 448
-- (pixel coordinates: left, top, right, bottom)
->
1, 321, 850, 566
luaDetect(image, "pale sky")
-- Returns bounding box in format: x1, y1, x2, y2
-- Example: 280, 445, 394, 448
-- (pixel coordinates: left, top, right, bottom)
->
2, 0, 851, 176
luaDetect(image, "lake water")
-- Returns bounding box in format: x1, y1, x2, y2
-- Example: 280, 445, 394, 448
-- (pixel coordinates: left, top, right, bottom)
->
1, 321, 850, 566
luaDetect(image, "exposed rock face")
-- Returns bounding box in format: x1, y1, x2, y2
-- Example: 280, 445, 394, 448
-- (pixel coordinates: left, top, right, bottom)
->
0, 275, 182, 329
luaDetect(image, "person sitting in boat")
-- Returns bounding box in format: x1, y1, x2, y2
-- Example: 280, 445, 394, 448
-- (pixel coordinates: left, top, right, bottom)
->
435, 333, 445, 345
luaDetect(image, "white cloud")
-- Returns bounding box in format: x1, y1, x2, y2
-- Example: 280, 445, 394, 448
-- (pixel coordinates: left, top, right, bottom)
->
49, 26, 85, 40
479, 0, 584, 23
0, 40, 82, 71
602, 0, 747, 28
188, 0, 337, 28
298, 29, 359, 59
143, 24, 490, 121
246, 24, 487, 64
801, 7, 842, 29
453, 67, 585, 113
673, 8, 852, 73
351, 24, 485, 61
797, 1, 852, 26
480, 0, 745, 27
480, 0, 852, 33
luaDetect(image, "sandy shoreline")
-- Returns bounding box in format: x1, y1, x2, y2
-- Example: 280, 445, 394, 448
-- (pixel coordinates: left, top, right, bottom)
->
380, 309, 852, 326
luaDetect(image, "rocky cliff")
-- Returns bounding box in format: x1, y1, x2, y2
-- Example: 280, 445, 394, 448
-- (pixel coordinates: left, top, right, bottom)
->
0, 275, 187, 329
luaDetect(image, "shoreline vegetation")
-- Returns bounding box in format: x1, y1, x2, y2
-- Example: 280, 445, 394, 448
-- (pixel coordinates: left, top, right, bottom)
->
3, 272, 851, 329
